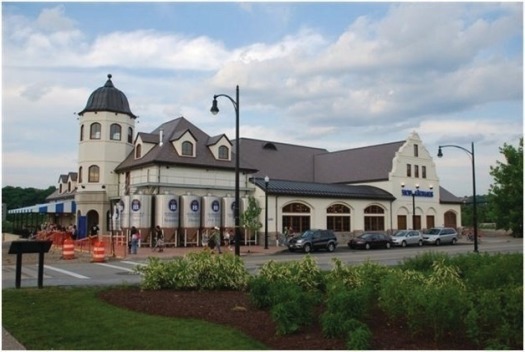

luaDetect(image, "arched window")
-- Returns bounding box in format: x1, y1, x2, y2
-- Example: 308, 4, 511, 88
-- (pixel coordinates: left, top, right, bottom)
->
135, 144, 142, 158
59, 184, 63, 193
182, 141, 194, 156
218, 145, 229, 160
282, 202, 311, 234
364, 205, 385, 231
110, 123, 121, 140
80, 124, 84, 141
88, 165, 100, 183
90, 123, 101, 139
128, 127, 133, 143
283, 203, 310, 213
78, 166, 83, 183
326, 204, 351, 232
68, 181, 71, 192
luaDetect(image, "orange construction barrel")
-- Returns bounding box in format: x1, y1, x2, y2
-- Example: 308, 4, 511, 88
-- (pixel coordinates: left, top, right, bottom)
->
62, 238, 75, 260
91, 241, 106, 263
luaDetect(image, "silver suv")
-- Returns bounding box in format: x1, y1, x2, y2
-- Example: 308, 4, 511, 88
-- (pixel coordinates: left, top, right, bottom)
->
422, 227, 458, 246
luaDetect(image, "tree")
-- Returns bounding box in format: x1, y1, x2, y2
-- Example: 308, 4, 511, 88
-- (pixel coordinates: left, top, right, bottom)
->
2, 186, 56, 210
488, 138, 523, 237
240, 196, 262, 240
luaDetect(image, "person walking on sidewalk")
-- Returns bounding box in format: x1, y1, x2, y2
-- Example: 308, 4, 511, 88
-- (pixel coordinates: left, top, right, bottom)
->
130, 226, 139, 254
212, 226, 222, 254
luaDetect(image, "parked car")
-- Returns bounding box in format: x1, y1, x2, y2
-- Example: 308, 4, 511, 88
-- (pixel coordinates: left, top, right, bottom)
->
348, 232, 393, 250
392, 230, 423, 247
287, 229, 338, 253
422, 227, 458, 245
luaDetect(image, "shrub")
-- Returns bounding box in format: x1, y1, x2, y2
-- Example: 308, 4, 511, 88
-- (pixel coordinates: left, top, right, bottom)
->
135, 251, 249, 291
345, 319, 372, 350
269, 282, 319, 336
258, 255, 324, 292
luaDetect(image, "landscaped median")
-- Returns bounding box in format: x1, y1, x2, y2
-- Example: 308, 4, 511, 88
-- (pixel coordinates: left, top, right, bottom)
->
2, 251, 523, 350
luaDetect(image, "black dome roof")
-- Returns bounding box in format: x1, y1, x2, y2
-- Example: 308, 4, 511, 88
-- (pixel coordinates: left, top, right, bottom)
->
78, 74, 137, 118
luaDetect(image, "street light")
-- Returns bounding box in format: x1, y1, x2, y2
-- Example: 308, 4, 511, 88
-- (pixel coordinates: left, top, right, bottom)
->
264, 176, 269, 249
437, 142, 478, 253
211, 85, 241, 256
402, 183, 419, 229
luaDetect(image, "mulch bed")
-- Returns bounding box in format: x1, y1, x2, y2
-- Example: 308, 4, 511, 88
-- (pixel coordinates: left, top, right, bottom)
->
99, 287, 479, 350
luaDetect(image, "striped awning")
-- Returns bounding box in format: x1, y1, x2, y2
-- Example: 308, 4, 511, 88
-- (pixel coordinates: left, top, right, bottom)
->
8, 200, 76, 214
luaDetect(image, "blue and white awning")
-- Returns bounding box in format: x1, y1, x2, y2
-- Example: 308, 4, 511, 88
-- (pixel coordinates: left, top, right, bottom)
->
8, 200, 76, 214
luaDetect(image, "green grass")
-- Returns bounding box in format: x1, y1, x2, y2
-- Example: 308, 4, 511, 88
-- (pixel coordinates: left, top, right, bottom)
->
2, 286, 268, 350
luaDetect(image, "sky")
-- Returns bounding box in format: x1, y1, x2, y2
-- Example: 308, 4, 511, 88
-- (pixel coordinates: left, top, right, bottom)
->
2, 1, 523, 198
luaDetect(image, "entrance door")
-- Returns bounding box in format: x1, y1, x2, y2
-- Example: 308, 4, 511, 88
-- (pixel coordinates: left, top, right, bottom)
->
397, 215, 407, 230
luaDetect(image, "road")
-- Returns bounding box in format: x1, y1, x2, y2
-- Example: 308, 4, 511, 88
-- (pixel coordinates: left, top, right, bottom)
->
2, 237, 522, 289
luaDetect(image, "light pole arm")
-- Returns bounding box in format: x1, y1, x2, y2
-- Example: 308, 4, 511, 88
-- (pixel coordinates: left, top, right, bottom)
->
438, 144, 473, 157
213, 94, 238, 111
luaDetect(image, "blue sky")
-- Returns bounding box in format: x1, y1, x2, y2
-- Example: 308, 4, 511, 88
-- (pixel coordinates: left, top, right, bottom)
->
2, 2, 523, 197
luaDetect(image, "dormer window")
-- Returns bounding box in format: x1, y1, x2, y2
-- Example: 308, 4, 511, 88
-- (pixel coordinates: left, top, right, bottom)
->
90, 123, 101, 140
135, 144, 142, 158
263, 142, 277, 151
110, 124, 121, 140
68, 181, 71, 192
182, 141, 194, 156
218, 145, 229, 160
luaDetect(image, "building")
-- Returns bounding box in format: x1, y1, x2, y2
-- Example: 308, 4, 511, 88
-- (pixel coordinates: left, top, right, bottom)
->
8, 75, 463, 244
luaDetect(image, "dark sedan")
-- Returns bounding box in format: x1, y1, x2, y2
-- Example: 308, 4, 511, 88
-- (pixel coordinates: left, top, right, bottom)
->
348, 232, 393, 250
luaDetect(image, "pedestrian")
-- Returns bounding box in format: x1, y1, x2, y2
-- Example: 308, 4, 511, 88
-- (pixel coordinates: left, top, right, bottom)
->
130, 226, 139, 254
153, 225, 164, 252
224, 229, 231, 250
212, 226, 222, 254
71, 225, 78, 240
90, 224, 99, 238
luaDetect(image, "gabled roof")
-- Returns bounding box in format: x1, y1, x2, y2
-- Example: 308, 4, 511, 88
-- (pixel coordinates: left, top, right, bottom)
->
314, 141, 405, 184
251, 177, 395, 201
115, 117, 257, 173
439, 186, 463, 204
239, 138, 328, 182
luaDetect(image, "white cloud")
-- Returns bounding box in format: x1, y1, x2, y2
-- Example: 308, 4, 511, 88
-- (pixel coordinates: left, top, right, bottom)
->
1, 2, 521, 195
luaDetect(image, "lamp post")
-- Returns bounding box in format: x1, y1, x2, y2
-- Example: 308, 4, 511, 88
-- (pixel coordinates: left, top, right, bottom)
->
264, 176, 269, 249
437, 142, 478, 253
211, 85, 241, 256
402, 183, 419, 229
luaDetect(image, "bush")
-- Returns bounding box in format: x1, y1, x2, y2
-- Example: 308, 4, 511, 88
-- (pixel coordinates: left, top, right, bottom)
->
136, 251, 249, 291
346, 320, 372, 350
465, 286, 523, 349
269, 282, 319, 336
258, 255, 324, 292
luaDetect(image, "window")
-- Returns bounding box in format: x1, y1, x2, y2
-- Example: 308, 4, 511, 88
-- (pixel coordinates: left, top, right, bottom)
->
135, 144, 142, 158
128, 127, 133, 143
283, 203, 310, 213
406, 164, 412, 177
80, 125, 84, 141
218, 145, 229, 160
88, 165, 100, 183
68, 181, 71, 192
364, 205, 385, 231
110, 124, 121, 140
414, 165, 419, 178
182, 141, 194, 156
422, 166, 427, 179
90, 123, 101, 139
414, 144, 419, 157
78, 166, 83, 183
326, 204, 351, 232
